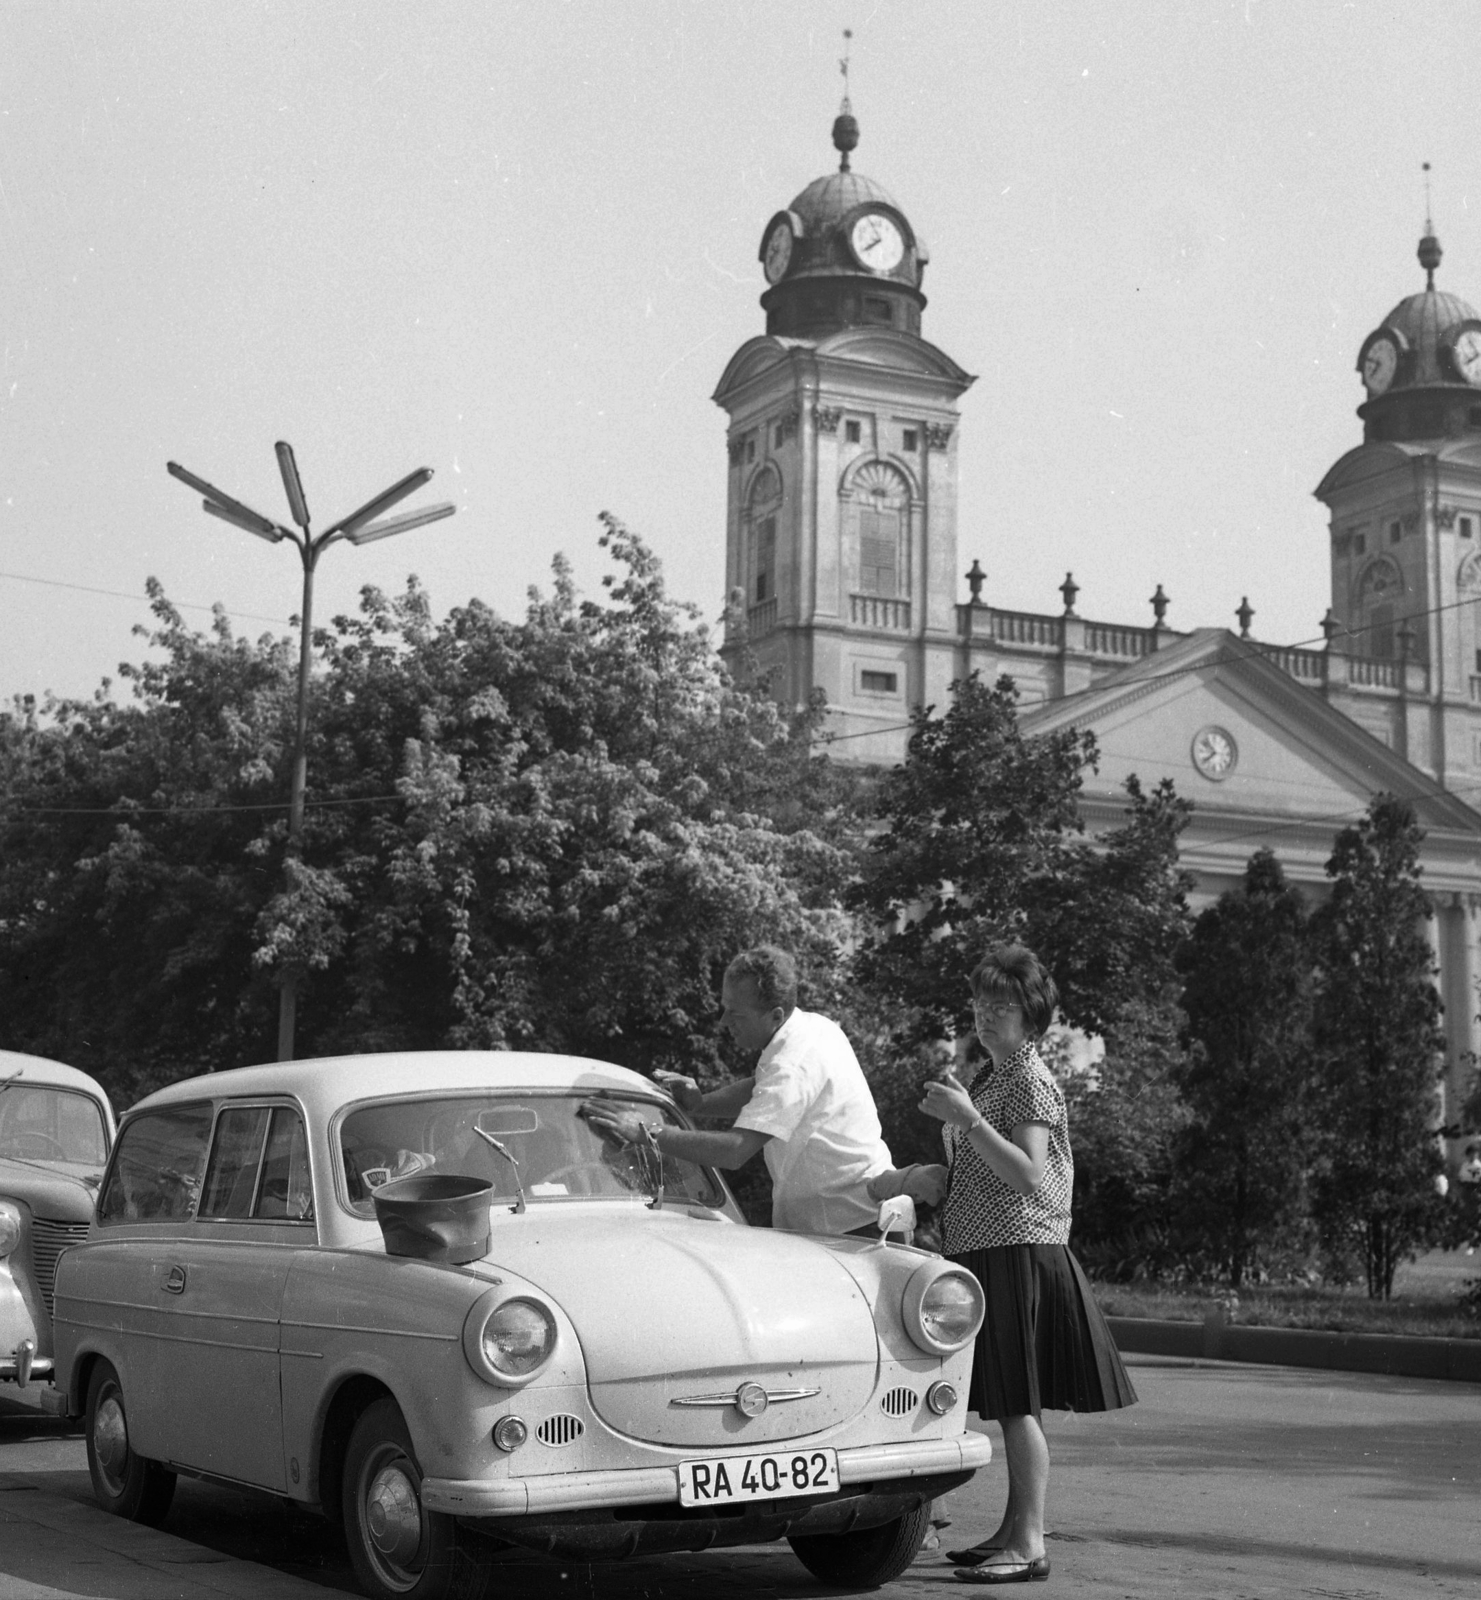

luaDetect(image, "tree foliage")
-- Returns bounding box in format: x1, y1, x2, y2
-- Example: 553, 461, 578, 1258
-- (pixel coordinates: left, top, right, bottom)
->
1308, 796, 1447, 1298
0, 518, 852, 1108
1174, 850, 1314, 1286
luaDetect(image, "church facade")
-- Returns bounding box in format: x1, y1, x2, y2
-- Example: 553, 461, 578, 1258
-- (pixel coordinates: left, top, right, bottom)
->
713, 111, 1481, 1156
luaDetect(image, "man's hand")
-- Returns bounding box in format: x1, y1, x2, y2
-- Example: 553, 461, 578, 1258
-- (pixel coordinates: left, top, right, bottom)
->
579, 1102, 650, 1146
651, 1070, 703, 1115
901, 1163, 949, 1207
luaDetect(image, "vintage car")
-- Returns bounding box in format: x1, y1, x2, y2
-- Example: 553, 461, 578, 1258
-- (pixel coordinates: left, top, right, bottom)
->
48, 1052, 989, 1599
0, 1049, 116, 1391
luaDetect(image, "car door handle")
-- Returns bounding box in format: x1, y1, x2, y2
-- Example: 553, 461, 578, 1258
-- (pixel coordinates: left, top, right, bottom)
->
163, 1265, 187, 1295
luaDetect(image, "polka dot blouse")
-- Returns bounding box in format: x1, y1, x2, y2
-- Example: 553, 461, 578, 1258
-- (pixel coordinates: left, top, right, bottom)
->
940, 1041, 1074, 1251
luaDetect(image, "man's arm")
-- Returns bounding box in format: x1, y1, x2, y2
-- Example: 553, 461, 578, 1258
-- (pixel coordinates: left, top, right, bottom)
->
652, 1071, 755, 1123
580, 1103, 770, 1171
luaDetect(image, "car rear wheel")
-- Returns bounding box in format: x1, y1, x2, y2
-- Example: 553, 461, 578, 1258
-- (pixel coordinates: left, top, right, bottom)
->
342, 1397, 493, 1600
788, 1500, 933, 1588
84, 1359, 176, 1526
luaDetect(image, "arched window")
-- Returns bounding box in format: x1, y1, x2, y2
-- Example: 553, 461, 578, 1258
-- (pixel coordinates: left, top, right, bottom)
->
746, 464, 783, 605
1356, 558, 1403, 660
845, 461, 910, 599
1459, 553, 1481, 679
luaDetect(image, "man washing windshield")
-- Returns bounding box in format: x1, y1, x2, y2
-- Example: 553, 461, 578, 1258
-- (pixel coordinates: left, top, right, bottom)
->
583, 946, 936, 1235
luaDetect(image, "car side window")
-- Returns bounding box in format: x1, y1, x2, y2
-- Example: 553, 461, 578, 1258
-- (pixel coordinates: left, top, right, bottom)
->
98, 1105, 213, 1223
198, 1105, 314, 1224
256, 1108, 314, 1222
200, 1108, 272, 1219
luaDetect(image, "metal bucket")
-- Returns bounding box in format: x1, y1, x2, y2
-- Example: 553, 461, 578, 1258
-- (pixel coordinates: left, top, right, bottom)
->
372, 1173, 494, 1265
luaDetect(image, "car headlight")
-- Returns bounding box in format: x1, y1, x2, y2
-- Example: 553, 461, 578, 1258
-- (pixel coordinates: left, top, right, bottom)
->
0, 1202, 21, 1259
902, 1264, 985, 1355
463, 1291, 558, 1386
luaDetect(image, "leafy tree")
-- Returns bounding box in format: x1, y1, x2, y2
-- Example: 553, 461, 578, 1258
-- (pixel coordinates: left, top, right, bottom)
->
1174, 850, 1314, 1286
1308, 796, 1447, 1298
851, 671, 1193, 1044
0, 518, 853, 1111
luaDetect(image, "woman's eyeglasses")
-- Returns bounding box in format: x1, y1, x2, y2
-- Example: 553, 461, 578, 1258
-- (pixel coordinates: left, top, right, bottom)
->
972, 999, 1021, 1018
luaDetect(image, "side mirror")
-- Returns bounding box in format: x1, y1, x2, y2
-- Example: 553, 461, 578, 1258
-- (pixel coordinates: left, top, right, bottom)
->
875, 1193, 916, 1247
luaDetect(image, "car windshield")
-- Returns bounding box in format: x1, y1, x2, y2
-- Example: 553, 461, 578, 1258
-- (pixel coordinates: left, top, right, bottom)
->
0, 1083, 109, 1170
339, 1092, 727, 1214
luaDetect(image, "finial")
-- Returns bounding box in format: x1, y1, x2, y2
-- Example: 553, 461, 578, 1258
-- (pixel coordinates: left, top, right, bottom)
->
832, 29, 859, 171
1419, 162, 1442, 289
1059, 571, 1080, 617
1235, 596, 1254, 638
1150, 583, 1170, 629
965, 558, 986, 606
1320, 607, 1342, 646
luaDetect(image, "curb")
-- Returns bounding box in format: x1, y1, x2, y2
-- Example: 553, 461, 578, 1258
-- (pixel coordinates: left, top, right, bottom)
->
1107, 1315, 1481, 1384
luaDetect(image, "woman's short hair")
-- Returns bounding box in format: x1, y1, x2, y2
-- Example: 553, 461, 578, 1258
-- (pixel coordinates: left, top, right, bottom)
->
969, 943, 1059, 1037
725, 946, 798, 1014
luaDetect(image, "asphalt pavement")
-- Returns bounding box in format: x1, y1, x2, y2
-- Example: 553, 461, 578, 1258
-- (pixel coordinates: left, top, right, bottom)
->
0, 1355, 1477, 1599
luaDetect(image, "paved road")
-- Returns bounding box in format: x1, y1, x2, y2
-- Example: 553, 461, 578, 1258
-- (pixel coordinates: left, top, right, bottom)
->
1, 1355, 1477, 1599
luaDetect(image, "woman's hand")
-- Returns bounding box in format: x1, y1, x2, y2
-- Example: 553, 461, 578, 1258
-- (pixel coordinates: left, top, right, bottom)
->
917, 1075, 980, 1130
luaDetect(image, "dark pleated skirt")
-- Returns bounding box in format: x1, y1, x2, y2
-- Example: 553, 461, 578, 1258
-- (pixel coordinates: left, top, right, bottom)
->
949, 1242, 1138, 1421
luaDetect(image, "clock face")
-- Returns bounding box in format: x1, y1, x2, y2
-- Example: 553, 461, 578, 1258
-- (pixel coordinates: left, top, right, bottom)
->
1453, 329, 1481, 386
1191, 726, 1238, 782
763, 221, 794, 285
849, 212, 905, 273
1361, 336, 1398, 396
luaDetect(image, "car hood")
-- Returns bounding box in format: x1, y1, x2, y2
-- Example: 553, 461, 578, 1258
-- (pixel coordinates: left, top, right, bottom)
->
487, 1206, 880, 1446
0, 1157, 98, 1221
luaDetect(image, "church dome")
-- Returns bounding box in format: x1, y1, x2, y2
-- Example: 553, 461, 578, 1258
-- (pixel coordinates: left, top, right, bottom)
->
1355, 225, 1481, 443
757, 114, 927, 340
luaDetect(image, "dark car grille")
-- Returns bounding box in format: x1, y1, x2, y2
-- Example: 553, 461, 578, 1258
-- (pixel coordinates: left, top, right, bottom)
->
29, 1218, 90, 1319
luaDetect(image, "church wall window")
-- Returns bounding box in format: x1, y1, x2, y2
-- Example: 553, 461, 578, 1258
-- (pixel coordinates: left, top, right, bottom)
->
773, 424, 784, 448
846, 420, 861, 444
1369, 602, 1394, 659
755, 516, 776, 602
1353, 531, 1367, 555
747, 438, 756, 463
1463, 517, 1474, 539
860, 670, 898, 693
1389, 520, 1402, 545
843, 461, 911, 613
903, 428, 918, 452
862, 296, 893, 325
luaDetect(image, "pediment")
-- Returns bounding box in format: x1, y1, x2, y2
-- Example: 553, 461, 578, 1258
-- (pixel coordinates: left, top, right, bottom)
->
814, 327, 975, 387
1021, 630, 1481, 842
712, 337, 807, 402
1313, 441, 1423, 500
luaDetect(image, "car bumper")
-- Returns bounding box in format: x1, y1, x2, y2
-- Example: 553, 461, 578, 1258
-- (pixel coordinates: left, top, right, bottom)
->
422, 1432, 991, 1517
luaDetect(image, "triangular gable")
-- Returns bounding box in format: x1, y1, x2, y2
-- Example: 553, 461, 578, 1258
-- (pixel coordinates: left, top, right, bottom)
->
1021, 628, 1481, 838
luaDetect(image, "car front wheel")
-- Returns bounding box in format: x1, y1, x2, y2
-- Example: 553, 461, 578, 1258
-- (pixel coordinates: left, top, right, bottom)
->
788, 1500, 933, 1588
84, 1359, 176, 1526
342, 1397, 492, 1600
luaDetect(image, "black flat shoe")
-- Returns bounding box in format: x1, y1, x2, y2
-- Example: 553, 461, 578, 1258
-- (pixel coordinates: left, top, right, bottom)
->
945, 1542, 1004, 1566
954, 1554, 1050, 1584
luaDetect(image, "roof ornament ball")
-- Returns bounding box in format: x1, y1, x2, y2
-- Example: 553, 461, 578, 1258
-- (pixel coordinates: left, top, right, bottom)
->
832, 28, 859, 172
1418, 162, 1442, 290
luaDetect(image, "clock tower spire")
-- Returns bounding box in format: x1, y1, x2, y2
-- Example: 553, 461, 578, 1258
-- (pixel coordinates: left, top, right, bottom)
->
714, 82, 975, 758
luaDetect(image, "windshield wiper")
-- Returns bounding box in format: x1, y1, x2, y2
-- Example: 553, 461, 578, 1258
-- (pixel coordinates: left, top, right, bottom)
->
0, 1071, 23, 1098
473, 1127, 527, 1215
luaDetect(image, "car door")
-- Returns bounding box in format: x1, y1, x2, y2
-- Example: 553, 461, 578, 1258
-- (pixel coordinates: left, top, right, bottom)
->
154, 1102, 315, 1489
88, 1102, 215, 1463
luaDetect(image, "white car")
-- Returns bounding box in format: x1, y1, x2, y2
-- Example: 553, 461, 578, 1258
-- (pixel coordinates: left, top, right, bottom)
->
48, 1052, 989, 1599
0, 1050, 115, 1390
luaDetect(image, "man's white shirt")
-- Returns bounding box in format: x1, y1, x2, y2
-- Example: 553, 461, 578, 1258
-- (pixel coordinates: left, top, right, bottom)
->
732, 1008, 891, 1235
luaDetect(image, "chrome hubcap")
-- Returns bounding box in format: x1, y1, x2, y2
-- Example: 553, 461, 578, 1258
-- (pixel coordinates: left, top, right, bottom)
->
93, 1394, 129, 1491
366, 1461, 423, 1567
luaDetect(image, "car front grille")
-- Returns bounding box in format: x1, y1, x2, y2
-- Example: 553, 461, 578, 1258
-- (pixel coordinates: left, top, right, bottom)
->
536, 1414, 585, 1447
880, 1386, 919, 1418
29, 1218, 90, 1319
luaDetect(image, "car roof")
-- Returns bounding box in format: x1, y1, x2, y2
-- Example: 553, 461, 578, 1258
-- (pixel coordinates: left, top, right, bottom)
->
0, 1049, 113, 1103
123, 1050, 663, 1123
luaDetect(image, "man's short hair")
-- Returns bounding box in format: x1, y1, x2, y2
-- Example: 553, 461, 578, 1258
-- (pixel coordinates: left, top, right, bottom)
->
725, 946, 798, 1014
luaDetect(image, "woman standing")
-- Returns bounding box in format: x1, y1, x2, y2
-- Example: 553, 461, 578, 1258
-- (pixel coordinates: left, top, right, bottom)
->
918, 943, 1136, 1586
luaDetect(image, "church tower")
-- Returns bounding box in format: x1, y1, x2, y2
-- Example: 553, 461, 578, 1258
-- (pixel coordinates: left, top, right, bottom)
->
1315, 212, 1481, 787
712, 100, 974, 760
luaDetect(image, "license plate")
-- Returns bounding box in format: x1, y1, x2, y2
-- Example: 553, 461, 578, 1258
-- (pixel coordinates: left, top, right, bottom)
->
678, 1447, 838, 1507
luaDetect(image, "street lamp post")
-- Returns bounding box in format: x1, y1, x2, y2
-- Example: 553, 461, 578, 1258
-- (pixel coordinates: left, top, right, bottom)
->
167, 443, 455, 1062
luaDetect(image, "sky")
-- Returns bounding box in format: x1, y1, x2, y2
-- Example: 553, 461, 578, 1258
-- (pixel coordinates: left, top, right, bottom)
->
4, 0, 1481, 704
